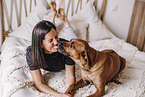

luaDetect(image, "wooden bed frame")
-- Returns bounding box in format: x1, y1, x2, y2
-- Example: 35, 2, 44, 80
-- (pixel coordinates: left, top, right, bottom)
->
127, 0, 145, 52
0, 0, 106, 44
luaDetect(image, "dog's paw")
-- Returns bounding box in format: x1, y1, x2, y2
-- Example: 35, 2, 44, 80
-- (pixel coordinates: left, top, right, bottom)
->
65, 84, 75, 94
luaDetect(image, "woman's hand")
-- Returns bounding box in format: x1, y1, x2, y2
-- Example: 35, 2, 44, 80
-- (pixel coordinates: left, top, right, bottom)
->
65, 83, 75, 96
30, 69, 67, 96
57, 93, 71, 97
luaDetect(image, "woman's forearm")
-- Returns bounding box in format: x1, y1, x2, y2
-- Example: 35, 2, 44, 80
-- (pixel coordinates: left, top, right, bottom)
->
65, 65, 75, 88
66, 75, 75, 88
35, 83, 60, 96
30, 70, 62, 96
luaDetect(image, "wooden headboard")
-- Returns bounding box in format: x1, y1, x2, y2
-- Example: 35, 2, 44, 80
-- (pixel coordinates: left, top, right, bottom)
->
0, 0, 106, 44
127, 0, 145, 52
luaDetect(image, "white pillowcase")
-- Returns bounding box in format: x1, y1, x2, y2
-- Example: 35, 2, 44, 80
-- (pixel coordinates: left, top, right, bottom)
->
68, 0, 99, 23
57, 21, 88, 41
43, 11, 89, 41
9, 0, 49, 41
9, 22, 33, 41
88, 20, 114, 42
69, 0, 114, 42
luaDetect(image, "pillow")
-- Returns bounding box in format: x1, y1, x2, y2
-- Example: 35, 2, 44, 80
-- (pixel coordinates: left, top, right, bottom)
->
68, 0, 99, 23
43, 0, 97, 41
68, 0, 114, 42
88, 20, 115, 42
43, 11, 89, 41
9, 0, 49, 41
57, 21, 89, 41
8, 22, 33, 41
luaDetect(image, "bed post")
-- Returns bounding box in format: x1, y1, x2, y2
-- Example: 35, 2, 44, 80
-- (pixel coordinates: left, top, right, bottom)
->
99, 0, 106, 21
0, 0, 4, 44
93, 0, 106, 21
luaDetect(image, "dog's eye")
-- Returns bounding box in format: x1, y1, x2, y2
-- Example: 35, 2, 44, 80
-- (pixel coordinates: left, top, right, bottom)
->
81, 51, 86, 58
69, 42, 75, 49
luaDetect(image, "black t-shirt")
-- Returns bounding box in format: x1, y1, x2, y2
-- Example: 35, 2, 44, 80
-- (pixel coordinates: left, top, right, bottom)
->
26, 46, 75, 72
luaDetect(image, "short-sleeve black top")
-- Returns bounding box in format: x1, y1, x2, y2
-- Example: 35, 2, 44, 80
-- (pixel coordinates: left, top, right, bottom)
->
26, 46, 75, 72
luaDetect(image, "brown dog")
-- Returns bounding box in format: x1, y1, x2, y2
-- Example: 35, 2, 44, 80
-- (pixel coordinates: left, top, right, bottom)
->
58, 39, 126, 97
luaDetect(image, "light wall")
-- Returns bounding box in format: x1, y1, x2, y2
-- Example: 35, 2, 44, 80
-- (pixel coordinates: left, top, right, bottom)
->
103, 0, 135, 40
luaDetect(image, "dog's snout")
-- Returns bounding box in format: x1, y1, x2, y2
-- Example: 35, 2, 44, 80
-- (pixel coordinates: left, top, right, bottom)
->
58, 41, 63, 45
58, 40, 70, 56
58, 41, 64, 50
59, 45, 64, 50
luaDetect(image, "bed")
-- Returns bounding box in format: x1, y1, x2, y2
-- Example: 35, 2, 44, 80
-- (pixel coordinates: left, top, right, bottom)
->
0, 0, 145, 97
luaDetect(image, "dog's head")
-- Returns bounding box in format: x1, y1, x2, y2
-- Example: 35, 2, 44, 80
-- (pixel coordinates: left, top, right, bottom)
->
58, 39, 96, 71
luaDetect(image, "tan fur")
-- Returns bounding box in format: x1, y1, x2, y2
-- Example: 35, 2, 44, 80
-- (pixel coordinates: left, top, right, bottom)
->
63, 39, 126, 97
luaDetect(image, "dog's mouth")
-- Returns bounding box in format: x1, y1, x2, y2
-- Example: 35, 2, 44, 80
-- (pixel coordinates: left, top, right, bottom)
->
58, 38, 70, 56
58, 46, 70, 56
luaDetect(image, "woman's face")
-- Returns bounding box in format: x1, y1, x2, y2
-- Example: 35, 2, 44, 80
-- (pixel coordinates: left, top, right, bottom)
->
42, 28, 59, 54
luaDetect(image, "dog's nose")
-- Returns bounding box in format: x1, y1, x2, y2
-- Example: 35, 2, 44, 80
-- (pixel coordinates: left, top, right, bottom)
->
59, 45, 64, 50
58, 41, 64, 50
58, 41, 62, 45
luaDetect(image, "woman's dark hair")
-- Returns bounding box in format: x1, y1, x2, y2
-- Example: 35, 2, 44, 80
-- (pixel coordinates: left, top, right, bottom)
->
31, 20, 56, 68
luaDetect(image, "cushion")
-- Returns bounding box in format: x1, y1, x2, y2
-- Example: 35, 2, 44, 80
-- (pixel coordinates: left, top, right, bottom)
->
68, 0, 99, 23
68, 0, 114, 42
57, 21, 89, 41
88, 20, 115, 42
43, 11, 89, 41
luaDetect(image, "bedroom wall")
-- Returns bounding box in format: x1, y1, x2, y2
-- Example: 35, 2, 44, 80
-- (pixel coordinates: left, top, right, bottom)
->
103, 0, 135, 40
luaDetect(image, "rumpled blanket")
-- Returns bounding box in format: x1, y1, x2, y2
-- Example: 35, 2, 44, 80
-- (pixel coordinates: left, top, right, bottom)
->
0, 37, 145, 97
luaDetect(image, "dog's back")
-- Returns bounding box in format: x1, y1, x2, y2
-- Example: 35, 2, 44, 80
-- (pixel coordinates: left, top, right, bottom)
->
101, 50, 126, 84
99, 50, 126, 82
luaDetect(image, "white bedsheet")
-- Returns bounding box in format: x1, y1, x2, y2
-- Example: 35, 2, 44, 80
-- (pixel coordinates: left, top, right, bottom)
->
0, 36, 145, 97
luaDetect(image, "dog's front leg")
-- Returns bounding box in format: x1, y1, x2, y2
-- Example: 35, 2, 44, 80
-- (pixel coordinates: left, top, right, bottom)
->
65, 78, 90, 95
74, 78, 90, 89
87, 81, 106, 97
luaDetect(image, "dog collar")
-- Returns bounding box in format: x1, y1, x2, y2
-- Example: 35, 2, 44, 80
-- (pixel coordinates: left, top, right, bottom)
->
88, 51, 99, 68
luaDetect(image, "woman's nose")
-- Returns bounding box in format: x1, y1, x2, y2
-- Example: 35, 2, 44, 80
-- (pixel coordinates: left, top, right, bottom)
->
54, 39, 58, 45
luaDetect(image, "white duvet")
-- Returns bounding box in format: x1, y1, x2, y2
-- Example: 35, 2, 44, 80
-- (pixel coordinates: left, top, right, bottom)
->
0, 36, 145, 97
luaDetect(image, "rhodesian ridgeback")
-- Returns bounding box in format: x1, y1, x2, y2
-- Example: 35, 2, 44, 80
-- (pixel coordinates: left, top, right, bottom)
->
58, 39, 126, 97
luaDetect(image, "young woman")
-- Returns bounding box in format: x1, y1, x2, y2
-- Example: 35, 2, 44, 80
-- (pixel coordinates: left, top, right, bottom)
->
26, 2, 78, 97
